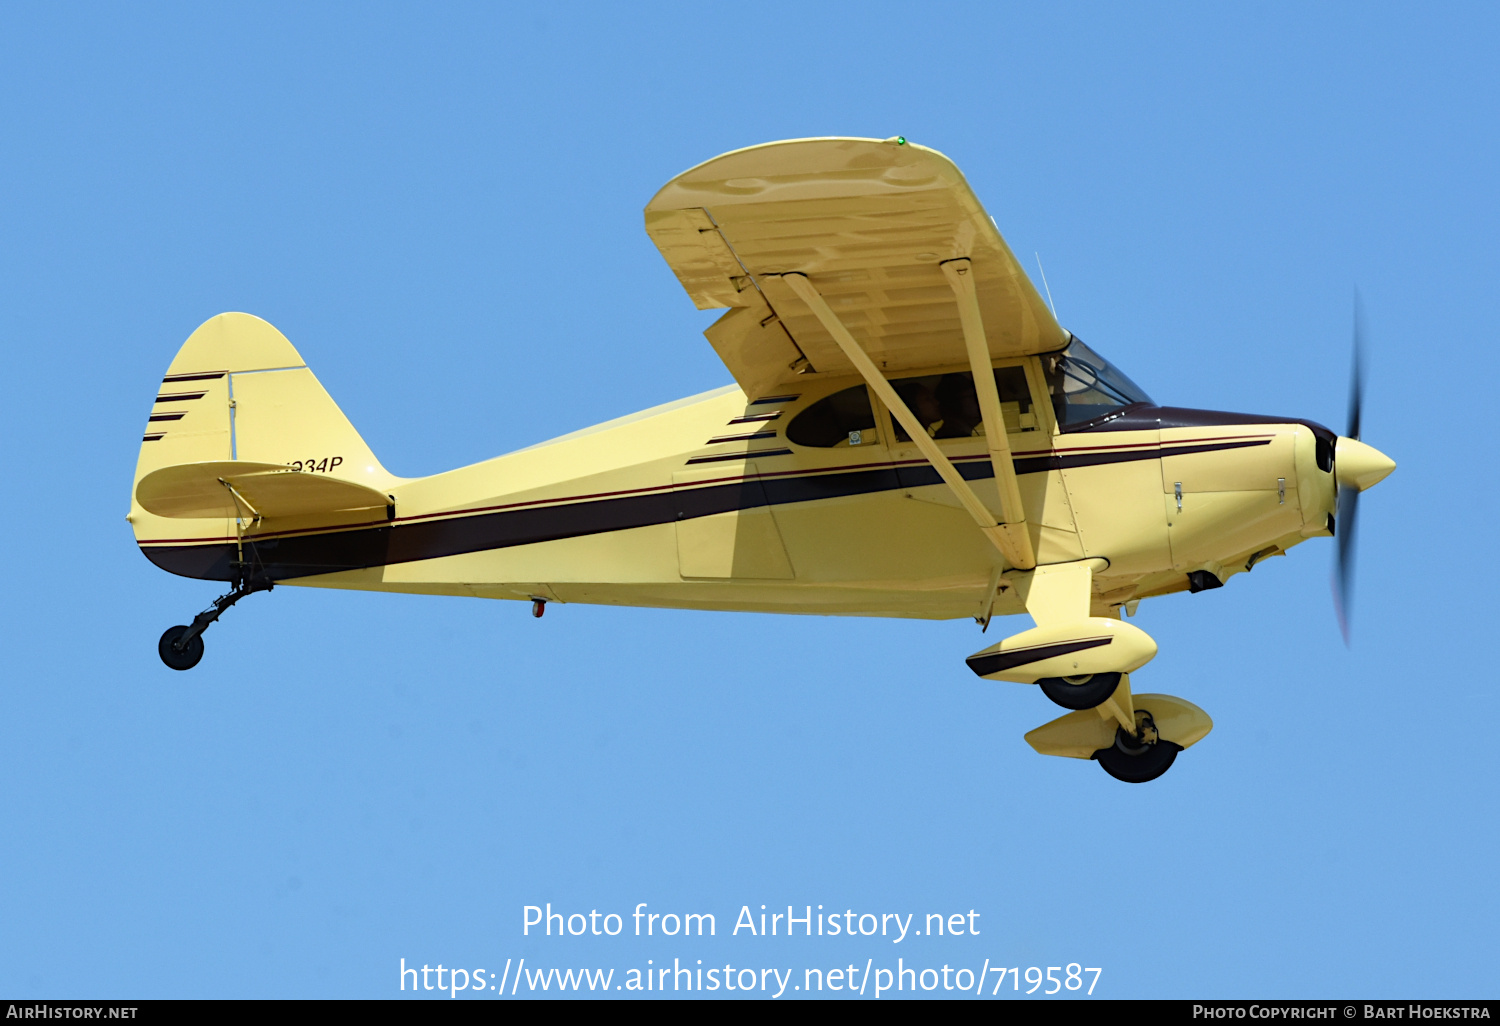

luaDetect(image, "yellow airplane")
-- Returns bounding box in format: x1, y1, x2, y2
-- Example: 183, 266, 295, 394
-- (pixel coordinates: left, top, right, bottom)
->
126, 137, 1394, 783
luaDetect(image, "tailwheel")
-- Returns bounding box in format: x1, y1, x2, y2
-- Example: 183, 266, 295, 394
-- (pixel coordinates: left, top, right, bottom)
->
1092, 711, 1182, 783
158, 625, 205, 671
156, 578, 272, 670
1038, 671, 1120, 710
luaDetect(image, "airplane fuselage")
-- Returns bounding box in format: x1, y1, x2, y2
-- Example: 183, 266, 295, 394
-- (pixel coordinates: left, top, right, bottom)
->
137, 357, 1338, 625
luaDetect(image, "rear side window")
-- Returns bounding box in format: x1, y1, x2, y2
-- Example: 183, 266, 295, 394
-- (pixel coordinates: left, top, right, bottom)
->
786, 385, 877, 448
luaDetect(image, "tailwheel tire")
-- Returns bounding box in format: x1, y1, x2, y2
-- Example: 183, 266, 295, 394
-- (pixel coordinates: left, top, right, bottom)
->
158, 625, 204, 671
1038, 672, 1120, 710
1093, 726, 1181, 783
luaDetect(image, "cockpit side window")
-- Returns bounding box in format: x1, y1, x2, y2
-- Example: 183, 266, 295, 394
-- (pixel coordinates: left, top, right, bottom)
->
787, 367, 1039, 448
890, 366, 1036, 442
1041, 336, 1153, 428
785, 384, 878, 448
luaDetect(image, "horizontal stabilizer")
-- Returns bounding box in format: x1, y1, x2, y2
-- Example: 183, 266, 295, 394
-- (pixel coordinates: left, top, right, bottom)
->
136, 461, 390, 519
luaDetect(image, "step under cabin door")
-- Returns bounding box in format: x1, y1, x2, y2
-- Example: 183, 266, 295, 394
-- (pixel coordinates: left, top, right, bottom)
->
672, 461, 794, 580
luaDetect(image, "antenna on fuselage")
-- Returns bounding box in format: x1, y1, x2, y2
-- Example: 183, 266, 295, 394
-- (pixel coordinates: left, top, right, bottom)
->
1034, 253, 1058, 321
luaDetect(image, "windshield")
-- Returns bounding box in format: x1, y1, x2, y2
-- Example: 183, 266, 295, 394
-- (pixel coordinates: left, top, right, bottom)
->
1041, 336, 1154, 428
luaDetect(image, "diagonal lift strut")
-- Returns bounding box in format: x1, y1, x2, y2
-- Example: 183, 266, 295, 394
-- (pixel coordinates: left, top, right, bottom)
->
779, 270, 1037, 570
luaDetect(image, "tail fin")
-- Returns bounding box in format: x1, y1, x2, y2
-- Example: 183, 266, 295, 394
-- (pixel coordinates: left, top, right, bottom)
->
130, 313, 395, 548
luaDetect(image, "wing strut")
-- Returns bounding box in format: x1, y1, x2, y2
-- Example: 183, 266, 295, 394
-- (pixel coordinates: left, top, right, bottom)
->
778, 272, 1036, 570
940, 258, 1036, 568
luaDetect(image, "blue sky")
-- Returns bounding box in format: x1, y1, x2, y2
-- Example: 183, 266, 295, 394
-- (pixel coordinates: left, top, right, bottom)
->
1, 1, 1496, 999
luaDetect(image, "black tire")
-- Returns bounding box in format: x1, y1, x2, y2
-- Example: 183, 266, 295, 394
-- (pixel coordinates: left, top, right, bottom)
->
1093, 727, 1181, 783
158, 625, 204, 671
1038, 672, 1120, 710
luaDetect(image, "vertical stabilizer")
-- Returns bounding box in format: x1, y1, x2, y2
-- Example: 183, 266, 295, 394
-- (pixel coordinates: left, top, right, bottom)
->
130, 313, 398, 577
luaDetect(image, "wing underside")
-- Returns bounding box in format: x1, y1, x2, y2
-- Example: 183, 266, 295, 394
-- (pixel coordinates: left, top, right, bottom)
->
645, 137, 1066, 398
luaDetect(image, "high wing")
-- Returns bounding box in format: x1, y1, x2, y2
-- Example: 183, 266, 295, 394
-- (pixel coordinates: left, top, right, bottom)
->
647, 136, 1059, 570
645, 137, 1066, 400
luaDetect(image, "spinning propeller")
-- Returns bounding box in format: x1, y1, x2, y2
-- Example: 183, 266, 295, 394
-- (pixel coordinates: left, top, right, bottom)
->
1332, 292, 1395, 643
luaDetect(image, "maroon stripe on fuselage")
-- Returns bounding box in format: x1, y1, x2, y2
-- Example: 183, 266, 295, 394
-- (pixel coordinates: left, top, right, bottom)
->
138, 435, 1273, 583
1066, 404, 1335, 443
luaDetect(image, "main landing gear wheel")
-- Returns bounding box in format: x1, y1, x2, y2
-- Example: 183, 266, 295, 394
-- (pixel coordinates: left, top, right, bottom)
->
1093, 721, 1182, 783
1038, 672, 1121, 710
158, 625, 204, 671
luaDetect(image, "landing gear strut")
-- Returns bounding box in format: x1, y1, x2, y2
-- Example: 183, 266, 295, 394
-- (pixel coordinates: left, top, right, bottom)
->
157, 578, 273, 670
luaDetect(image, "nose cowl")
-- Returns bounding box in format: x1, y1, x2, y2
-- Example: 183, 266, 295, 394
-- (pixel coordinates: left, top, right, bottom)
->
1335, 437, 1395, 491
